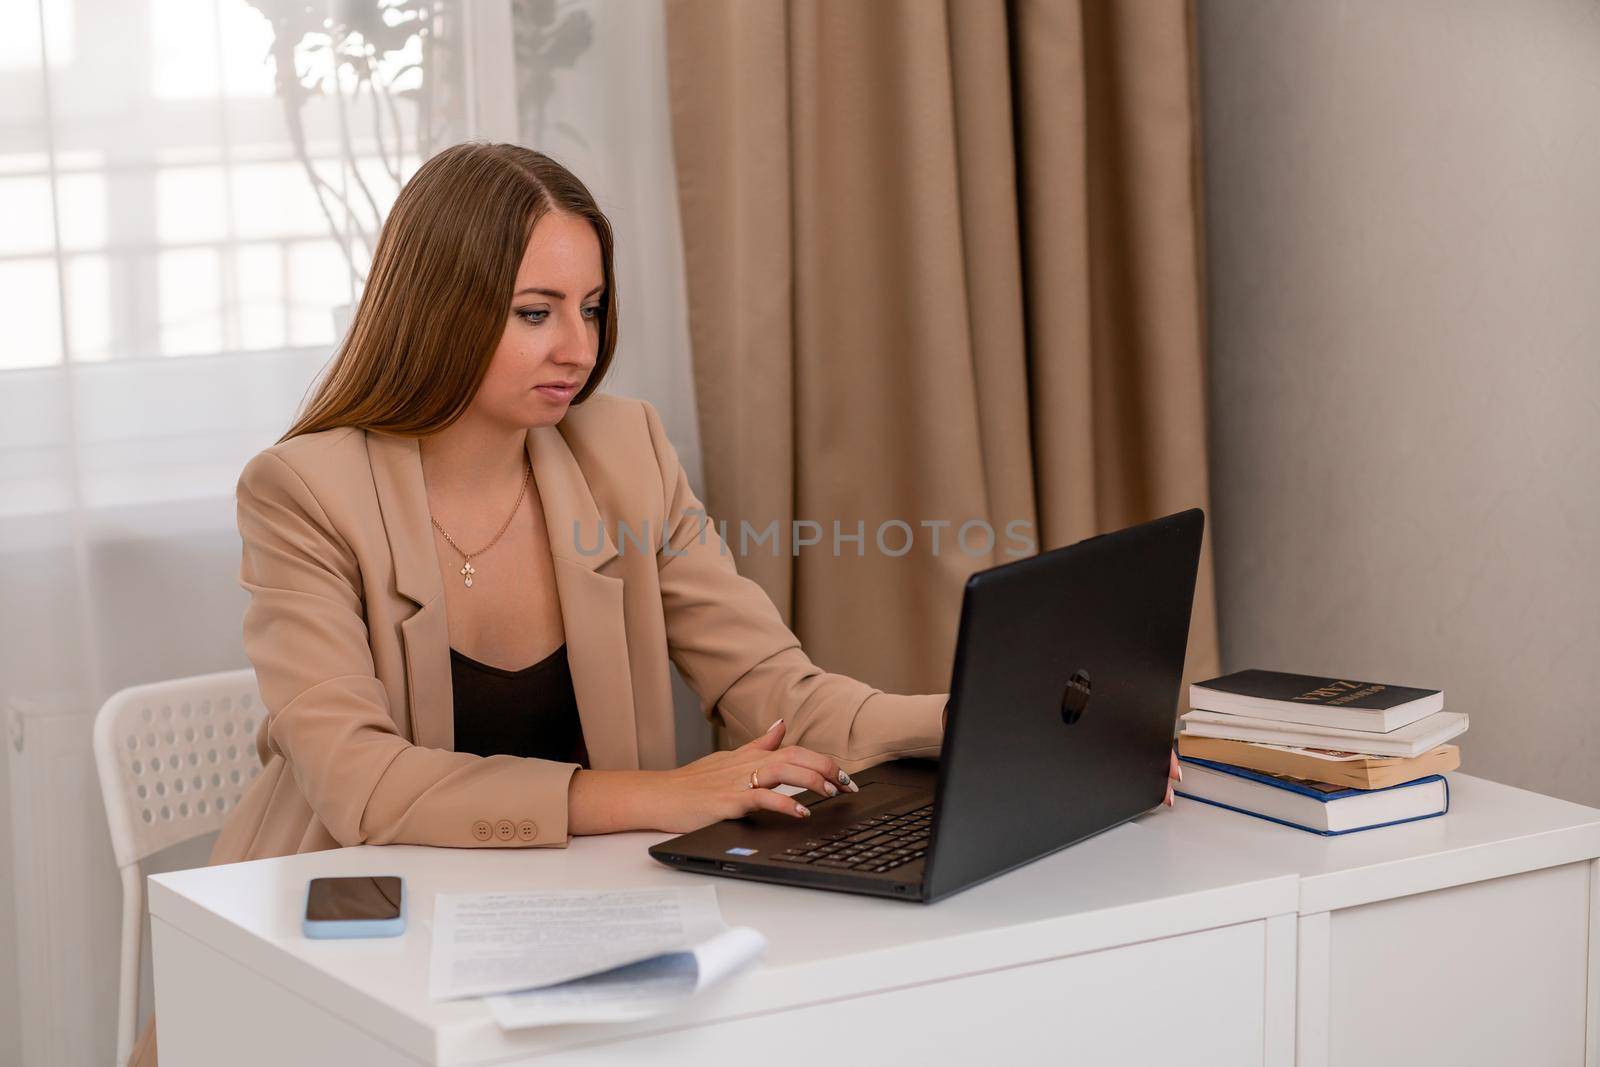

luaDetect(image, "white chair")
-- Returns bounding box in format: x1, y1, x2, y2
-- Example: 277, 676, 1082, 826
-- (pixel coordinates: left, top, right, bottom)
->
92, 669, 265, 1067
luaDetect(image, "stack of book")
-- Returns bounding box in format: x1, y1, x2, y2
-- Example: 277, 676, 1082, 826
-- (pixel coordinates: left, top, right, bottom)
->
1174, 669, 1467, 836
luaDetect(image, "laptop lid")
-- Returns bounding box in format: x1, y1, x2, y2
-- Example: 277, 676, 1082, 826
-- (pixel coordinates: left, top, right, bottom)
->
920, 508, 1203, 901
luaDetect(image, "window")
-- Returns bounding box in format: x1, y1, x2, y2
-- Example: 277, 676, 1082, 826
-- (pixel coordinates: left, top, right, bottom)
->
0, 0, 475, 518
0, 0, 469, 370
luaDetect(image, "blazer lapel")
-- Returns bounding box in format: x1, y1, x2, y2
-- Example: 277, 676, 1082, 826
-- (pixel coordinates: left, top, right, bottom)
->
529, 424, 641, 770
366, 430, 452, 750
365, 425, 641, 769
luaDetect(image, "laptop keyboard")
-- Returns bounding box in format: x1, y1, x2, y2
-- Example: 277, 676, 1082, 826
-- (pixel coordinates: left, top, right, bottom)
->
769, 803, 932, 874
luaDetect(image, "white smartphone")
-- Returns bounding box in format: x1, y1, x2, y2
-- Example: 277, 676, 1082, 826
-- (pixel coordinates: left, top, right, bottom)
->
302, 875, 406, 939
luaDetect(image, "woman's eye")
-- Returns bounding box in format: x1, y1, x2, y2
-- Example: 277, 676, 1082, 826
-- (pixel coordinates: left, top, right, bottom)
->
517, 307, 598, 325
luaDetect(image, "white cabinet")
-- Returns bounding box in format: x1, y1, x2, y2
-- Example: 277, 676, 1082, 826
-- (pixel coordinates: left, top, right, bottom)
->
1314, 861, 1594, 1067
533, 920, 1278, 1067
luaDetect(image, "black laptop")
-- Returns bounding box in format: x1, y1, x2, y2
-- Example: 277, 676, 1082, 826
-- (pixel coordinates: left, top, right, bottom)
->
649, 508, 1204, 903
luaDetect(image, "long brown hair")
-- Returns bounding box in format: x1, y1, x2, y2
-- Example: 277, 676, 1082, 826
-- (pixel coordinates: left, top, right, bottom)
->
279, 143, 618, 443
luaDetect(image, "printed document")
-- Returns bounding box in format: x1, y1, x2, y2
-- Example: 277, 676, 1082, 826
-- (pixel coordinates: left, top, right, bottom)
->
487, 925, 767, 1028
428, 885, 764, 1014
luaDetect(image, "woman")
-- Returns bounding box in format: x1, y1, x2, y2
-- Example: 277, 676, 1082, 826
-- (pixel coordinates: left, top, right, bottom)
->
128, 142, 1179, 1064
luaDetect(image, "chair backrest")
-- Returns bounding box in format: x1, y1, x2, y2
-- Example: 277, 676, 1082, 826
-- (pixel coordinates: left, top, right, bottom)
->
93, 668, 265, 869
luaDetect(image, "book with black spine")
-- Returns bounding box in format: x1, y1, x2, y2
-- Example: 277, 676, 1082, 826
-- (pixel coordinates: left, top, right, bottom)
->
1190, 669, 1444, 733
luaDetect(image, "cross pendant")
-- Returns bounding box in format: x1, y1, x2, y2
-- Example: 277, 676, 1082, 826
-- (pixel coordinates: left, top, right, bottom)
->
460, 560, 477, 588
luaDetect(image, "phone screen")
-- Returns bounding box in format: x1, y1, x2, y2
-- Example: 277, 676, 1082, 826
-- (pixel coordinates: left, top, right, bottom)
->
304, 876, 403, 923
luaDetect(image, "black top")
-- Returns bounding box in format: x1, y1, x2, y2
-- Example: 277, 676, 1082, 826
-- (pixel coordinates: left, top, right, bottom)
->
450, 642, 589, 767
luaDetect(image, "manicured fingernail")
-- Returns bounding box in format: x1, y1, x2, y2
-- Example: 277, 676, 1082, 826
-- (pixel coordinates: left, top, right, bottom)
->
823, 782, 839, 797
768, 718, 784, 732
795, 803, 811, 817
838, 770, 858, 792
1176, 764, 1183, 783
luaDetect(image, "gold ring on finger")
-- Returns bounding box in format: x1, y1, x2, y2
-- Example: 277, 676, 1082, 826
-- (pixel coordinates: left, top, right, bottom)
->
748, 768, 760, 790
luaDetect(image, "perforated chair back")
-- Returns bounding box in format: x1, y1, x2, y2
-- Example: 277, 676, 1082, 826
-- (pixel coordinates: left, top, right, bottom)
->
92, 668, 264, 1066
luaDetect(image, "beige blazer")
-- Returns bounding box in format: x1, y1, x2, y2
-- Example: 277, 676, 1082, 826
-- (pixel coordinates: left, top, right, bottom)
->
209, 393, 945, 866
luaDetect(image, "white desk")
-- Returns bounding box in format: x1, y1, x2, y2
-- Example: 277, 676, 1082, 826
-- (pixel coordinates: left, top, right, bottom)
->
150, 773, 1600, 1066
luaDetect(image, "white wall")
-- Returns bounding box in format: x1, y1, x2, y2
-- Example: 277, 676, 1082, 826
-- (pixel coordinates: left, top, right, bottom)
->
1198, 0, 1600, 806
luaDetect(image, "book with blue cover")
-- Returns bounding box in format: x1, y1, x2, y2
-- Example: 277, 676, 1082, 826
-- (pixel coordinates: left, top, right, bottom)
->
1175, 755, 1450, 836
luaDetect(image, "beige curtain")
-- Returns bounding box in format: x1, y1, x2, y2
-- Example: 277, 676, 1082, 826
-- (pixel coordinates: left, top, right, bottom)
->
663, 0, 1218, 702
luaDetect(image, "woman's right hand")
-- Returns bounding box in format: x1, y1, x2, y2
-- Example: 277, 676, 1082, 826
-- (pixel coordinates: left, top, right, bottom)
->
649, 719, 858, 833
565, 719, 860, 836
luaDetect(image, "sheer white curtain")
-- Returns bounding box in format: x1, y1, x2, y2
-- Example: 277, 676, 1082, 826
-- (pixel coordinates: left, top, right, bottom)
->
0, 1, 700, 1062
508, 0, 703, 480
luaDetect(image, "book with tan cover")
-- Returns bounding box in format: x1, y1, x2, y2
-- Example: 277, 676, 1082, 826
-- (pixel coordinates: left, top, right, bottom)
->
1176, 734, 1460, 790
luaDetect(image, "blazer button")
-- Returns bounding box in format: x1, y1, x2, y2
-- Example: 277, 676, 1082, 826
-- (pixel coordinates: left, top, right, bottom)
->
494, 819, 515, 841
471, 820, 493, 842
517, 820, 537, 841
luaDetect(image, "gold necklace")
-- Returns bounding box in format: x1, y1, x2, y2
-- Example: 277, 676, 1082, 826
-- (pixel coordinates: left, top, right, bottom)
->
429, 458, 532, 588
